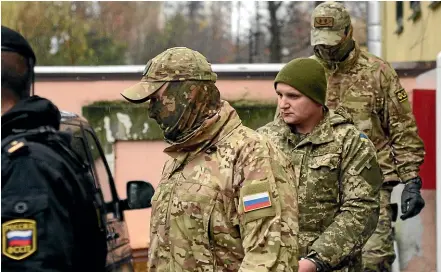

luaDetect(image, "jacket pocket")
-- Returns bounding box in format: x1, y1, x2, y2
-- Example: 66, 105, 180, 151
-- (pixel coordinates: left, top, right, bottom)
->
170, 181, 218, 270
341, 91, 374, 136
305, 154, 340, 203
308, 153, 340, 171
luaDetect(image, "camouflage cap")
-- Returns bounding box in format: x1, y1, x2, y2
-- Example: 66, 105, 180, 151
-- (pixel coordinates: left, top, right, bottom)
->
310, 1, 351, 46
121, 47, 218, 103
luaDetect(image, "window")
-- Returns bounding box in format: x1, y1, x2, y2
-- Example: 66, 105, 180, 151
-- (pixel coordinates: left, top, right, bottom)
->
408, 1, 421, 21
394, 1, 404, 35
64, 125, 89, 163
84, 130, 114, 203
65, 123, 118, 206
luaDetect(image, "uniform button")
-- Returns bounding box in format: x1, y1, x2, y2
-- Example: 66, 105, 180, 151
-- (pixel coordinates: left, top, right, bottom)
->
14, 201, 28, 213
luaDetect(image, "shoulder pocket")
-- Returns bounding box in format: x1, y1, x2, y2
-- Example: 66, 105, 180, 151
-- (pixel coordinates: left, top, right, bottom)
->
239, 181, 276, 224
2, 194, 48, 219
2, 194, 48, 260
348, 153, 375, 176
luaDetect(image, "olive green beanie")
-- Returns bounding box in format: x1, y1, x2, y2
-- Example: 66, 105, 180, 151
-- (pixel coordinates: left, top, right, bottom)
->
274, 58, 327, 106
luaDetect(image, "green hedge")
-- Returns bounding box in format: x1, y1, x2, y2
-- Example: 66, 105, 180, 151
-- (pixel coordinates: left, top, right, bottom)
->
82, 100, 277, 146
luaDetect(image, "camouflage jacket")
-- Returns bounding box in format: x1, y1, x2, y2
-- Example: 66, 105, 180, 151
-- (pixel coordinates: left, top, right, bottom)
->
310, 43, 425, 185
257, 108, 382, 271
148, 101, 300, 272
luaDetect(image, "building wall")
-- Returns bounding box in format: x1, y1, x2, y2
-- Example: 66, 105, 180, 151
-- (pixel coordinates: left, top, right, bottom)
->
382, 1, 441, 62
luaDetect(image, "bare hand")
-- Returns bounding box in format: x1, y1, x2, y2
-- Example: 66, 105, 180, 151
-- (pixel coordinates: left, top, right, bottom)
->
298, 259, 317, 272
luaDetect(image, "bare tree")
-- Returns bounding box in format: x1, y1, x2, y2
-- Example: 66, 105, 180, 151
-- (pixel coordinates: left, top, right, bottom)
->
267, 1, 283, 63
281, 2, 314, 60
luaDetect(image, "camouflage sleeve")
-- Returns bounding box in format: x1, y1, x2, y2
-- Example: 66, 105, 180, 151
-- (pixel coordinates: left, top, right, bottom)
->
234, 139, 299, 272
310, 128, 382, 268
381, 65, 425, 182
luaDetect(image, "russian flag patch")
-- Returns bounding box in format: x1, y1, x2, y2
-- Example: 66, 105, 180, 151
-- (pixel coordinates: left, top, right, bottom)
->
243, 192, 272, 212
2, 219, 37, 260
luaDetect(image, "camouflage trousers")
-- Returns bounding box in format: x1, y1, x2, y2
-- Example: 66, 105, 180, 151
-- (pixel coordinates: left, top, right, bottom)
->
362, 188, 396, 272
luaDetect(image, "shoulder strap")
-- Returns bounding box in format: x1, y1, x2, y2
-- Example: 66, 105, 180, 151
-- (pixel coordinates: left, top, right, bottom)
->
2, 126, 56, 150
2, 127, 91, 198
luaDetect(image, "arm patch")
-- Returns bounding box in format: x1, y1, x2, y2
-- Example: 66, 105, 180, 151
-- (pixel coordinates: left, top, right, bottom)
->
2, 219, 37, 260
394, 89, 408, 103
239, 182, 276, 224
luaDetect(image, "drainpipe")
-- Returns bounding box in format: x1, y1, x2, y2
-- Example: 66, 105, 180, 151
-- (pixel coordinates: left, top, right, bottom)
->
437, 51, 441, 272
367, 1, 382, 57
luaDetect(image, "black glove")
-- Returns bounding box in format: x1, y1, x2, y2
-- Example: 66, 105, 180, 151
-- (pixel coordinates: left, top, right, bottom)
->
400, 177, 425, 220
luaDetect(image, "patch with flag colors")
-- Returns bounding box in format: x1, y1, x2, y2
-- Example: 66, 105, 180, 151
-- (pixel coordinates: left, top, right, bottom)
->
243, 192, 272, 212
7, 230, 33, 246
2, 219, 37, 260
360, 133, 369, 142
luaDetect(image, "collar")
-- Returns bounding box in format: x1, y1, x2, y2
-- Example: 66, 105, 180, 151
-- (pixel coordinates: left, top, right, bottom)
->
317, 40, 361, 74
164, 100, 241, 166
275, 111, 335, 148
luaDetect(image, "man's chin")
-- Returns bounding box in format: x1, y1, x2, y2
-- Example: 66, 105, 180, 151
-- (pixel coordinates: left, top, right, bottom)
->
282, 116, 298, 125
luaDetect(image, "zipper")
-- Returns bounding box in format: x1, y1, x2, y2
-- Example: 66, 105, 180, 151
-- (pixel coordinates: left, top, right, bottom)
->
164, 160, 181, 253
207, 204, 217, 271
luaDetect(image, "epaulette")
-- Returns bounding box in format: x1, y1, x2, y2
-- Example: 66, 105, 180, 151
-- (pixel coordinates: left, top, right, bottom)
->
330, 107, 354, 126
3, 138, 29, 157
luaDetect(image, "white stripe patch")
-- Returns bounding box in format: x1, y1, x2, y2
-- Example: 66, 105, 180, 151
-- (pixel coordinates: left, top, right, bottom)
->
243, 192, 270, 202
6, 230, 33, 239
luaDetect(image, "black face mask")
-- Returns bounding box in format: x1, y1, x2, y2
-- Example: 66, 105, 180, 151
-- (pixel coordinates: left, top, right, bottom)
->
314, 38, 355, 63
313, 25, 355, 64
148, 81, 221, 143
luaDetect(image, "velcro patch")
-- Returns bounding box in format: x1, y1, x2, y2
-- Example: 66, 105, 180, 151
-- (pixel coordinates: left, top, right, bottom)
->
314, 16, 334, 27
243, 192, 272, 212
351, 153, 374, 175
2, 219, 37, 260
360, 133, 369, 142
395, 89, 408, 103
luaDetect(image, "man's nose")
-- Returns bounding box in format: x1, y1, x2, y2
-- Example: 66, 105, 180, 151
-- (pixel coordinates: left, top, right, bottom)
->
278, 97, 289, 109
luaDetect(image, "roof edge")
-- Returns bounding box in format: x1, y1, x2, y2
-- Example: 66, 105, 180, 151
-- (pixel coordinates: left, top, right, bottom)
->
34, 61, 436, 81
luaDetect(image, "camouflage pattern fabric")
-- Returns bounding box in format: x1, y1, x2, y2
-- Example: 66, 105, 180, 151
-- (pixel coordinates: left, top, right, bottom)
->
121, 47, 218, 103
362, 189, 396, 272
309, 3, 425, 271
148, 101, 300, 271
311, 1, 351, 46
313, 24, 355, 63
122, 47, 300, 271
311, 42, 425, 185
148, 80, 221, 143
310, 1, 425, 188
258, 107, 382, 271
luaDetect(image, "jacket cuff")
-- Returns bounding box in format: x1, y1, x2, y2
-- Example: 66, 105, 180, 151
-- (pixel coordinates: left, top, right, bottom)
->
399, 171, 419, 183
306, 250, 332, 271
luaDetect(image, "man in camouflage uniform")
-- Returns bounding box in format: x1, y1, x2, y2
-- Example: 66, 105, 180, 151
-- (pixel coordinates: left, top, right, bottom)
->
120, 47, 300, 271
308, 2, 426, 271
258, 57, 382, 272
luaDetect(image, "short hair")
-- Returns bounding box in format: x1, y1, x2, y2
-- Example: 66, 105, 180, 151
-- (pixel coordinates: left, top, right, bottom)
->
1, 51, 32, 100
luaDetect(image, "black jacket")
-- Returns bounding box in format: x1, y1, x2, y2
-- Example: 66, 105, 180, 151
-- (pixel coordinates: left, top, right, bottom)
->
1, 96, 107, 271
